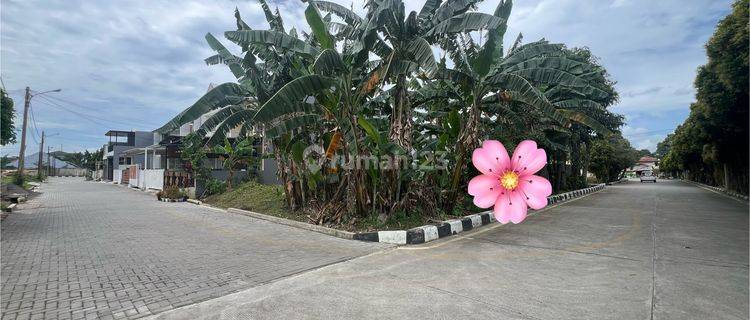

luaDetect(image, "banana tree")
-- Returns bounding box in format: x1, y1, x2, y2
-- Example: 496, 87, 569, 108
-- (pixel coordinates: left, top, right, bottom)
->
420, 0, 616, 211
214, 137, 256, 191
157, 0, 626, 224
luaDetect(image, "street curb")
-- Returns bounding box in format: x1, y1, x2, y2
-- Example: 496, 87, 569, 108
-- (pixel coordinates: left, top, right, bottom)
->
227, 208, 355, 240
354, 183, 607, 245
606, 178, 628, 185
683, 179, 749, 202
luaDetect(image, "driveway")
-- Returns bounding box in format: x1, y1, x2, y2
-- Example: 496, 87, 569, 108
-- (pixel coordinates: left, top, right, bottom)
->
0, 178, 389, 320
150, 180, 749, 320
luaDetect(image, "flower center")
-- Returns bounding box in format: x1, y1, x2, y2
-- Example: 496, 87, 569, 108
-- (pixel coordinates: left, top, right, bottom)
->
499, 171, 520, 190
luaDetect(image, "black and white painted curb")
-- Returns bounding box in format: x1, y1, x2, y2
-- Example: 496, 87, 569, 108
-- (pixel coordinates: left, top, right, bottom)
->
684, 180, 749, 201
354, 183, 607, 245
158, 198, 187, 203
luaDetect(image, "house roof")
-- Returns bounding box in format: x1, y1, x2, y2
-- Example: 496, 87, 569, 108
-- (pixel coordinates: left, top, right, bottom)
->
121, 145, 166, 156
105, 130, 133, 137
638, 156, 659, 163
628, 164, 655, 172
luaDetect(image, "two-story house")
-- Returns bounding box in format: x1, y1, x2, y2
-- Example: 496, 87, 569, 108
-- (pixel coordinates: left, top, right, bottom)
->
101, 130, 154, 182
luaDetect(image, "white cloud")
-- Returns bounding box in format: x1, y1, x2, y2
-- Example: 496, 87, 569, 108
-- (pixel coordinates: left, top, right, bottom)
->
0, 0, 733, 155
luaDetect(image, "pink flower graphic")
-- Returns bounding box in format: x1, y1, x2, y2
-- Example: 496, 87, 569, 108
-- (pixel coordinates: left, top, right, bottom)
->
468, 140, 552, 224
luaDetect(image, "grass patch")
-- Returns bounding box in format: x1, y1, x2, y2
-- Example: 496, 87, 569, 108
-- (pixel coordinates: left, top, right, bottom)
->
351, 208, 465, 232
205, 181, 482, 232
204, 181, 305, 221
353, 211, 427, 232
1, 173, 43, 190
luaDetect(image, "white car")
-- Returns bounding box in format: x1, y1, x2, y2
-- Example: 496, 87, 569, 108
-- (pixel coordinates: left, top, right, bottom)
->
640, 172, 657, 183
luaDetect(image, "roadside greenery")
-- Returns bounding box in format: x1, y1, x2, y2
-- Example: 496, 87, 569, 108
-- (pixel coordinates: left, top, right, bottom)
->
213, 137, 257, 190
2, 173, 44, 190
157, 185, 188, 200
658, 0, 748, 195
180, 133, 211, 187
1, 88, 16, 146
589, 135, 638, 183
158, 0, 627, 226
204, 181, 290, 218
52, 150, 104, 170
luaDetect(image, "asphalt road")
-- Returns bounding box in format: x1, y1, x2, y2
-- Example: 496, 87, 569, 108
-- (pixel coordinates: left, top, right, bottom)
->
149, 179, 749, 320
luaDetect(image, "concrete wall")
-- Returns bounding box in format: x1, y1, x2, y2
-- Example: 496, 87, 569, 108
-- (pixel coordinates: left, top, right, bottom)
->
50, 168, 87, 177
143, 169, 164, 190
113, 169, 123, 184
260, 158, 280, 185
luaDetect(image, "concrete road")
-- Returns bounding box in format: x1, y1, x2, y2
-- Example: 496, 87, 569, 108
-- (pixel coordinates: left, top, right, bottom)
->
150, 180, 749, 320
0, 178, 389, 320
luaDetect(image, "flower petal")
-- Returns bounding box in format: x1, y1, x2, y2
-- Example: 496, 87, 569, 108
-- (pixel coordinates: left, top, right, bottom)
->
511, 140, 547, 175
481, 140, 511, 172
468, 175, 502, 208
493, 190, 528, 224
518, 175, 553, 210
472, 140, 510, 176
520, 149, 547, 175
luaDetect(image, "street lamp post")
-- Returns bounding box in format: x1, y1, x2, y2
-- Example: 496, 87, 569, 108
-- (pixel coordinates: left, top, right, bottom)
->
17, 88, 61, 180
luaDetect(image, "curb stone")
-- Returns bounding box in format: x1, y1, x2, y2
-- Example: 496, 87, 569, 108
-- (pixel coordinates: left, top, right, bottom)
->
227, 208, 355, 240
606, 178, 628, 185
683, 179, 749, 202
215, 184, 606, 245
355, 183, 607, 244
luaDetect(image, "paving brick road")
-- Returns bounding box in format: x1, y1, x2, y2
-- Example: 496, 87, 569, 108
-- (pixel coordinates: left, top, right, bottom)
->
1, 178, 389, 320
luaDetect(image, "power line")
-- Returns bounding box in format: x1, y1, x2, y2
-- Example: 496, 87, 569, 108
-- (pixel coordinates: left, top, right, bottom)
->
41, 93, 163, 128
35, 95, 144, 129
28, 105, 42, 145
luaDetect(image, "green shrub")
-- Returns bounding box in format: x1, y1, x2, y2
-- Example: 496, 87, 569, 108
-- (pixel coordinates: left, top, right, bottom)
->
157, 185, 186, 200
203, 178, 226, 197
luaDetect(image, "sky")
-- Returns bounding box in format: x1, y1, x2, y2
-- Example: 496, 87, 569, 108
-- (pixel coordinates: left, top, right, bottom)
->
0, 0, 733, 156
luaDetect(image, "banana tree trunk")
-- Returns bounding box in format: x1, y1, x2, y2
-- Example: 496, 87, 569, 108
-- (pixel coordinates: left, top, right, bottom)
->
227, 167, 234, 191
389, 74, 412, 150
444, 98, 481, 213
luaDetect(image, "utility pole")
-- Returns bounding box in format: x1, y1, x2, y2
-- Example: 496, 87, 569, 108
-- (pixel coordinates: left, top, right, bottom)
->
37, 131, 45, 179
47, 146, 51, 177
16, 87, 61, 180
17, 87, 30, 178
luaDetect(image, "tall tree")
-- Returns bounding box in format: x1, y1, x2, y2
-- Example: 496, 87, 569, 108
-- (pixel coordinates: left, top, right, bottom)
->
658, 0, 748, 193
1, 88, 16, 145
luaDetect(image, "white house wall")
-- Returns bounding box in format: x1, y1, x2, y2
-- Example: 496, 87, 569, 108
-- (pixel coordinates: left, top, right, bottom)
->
144, 169, 164, 190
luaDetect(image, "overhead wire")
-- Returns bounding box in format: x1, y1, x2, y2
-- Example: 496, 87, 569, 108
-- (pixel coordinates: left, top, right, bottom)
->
34, 95, 143, 129
28, 104, 42, 145
42, 93, 164, 128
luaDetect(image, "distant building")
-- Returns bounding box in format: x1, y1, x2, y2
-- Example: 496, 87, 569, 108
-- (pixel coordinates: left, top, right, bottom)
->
628, 156, 660, 177
98, 83, 279, 193
101, 130, 154, 181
